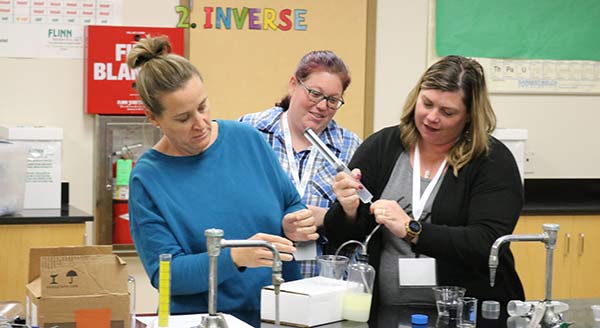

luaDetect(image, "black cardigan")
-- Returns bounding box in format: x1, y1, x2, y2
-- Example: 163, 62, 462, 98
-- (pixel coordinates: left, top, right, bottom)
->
324, 125, 525, 313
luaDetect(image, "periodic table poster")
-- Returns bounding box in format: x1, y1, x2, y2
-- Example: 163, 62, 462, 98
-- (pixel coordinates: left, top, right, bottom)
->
427, 0, 600, 94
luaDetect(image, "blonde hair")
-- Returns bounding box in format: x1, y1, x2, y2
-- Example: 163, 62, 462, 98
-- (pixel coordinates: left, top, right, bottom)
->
127, 36, 202, 117
400, 55, 496, 175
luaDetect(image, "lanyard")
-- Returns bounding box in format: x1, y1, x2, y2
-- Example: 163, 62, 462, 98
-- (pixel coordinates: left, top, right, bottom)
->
281, 112, 318, 197
412, 142, 447, 221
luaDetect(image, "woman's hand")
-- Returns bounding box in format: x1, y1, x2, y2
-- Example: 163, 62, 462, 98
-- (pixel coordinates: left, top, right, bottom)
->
282, 208, 319, 242
370, 199, 411, 239
332, 168, 364, 220
306, 205, 326, 227
230, 233, 296, 268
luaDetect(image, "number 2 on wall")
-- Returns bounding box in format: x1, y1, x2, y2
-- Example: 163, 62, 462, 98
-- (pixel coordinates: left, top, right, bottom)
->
175, 5, 190, 29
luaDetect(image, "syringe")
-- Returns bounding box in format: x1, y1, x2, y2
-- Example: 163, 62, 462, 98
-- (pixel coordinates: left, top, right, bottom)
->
303, 128, 373, 203
158, 254, 171, 328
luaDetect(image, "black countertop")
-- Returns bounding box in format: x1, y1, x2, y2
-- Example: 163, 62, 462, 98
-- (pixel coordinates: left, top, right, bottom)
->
252, 298, 599, 327
522, 179, 600, 215
0, 205, 93, 224
1, 180, 596, 225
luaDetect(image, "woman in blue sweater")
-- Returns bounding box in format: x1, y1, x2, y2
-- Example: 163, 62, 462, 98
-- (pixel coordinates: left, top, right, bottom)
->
126, 36, 318, 314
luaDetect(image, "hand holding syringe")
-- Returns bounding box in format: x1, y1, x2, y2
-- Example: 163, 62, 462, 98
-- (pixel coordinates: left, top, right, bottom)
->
305, 128, 382, 260
303, 128, 373, 204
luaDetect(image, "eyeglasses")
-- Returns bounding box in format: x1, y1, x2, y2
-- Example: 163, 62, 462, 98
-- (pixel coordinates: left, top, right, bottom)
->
298, 80, 345, 110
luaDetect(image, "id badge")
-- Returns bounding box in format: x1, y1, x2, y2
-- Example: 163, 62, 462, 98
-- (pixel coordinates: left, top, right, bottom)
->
398, 257, 437, 286
294, 240, 317, 261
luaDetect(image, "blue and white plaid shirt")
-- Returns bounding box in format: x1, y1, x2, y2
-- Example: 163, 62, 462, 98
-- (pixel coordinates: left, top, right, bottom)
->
240, 106, 362, 277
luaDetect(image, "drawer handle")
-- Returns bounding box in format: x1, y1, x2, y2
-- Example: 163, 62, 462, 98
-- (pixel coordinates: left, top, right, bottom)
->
578, 233, 585, 256
564, 233, 570, 256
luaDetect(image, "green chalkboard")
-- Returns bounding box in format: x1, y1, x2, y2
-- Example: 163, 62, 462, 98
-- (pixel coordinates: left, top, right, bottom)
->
436, 0, 600, 61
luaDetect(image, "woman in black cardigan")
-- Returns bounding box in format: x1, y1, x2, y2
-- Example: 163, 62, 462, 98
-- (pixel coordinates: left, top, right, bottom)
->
324, 56, 525, 317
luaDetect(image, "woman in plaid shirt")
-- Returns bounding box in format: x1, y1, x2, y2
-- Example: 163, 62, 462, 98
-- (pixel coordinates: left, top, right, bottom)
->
240, 50, 362, 278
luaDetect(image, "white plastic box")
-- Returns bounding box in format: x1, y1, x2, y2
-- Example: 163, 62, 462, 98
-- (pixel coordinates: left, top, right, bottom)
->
0, 126, 63, 209
0, 142, 28, 215
493, 128, 528, 182
261, 276, 349, 327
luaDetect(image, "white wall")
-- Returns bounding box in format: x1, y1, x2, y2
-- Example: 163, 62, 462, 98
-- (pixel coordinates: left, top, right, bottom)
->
374, 0, 429, 131
373, 0, 600, 179
1, 0, 177, 313
2, 0, 599, 315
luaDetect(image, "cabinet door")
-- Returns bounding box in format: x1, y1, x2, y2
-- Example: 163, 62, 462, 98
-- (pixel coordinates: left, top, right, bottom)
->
0, 224, 86, 303
569, 215, 600, 298
512, 216, 572, 300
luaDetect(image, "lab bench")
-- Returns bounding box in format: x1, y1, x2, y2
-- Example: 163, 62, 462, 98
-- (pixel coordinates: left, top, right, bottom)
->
218, 297, 600, 327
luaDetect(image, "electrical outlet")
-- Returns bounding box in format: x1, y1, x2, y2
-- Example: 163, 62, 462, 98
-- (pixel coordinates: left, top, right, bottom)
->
524, 151, 535, 174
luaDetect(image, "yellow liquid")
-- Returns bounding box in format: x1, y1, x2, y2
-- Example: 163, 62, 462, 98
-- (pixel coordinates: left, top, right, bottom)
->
158, 260, 171, 327
342, 291, 372, 322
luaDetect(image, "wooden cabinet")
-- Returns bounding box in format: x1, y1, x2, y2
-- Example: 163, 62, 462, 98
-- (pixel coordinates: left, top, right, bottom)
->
0, 207, 90, 303
0, 223, 86, 303
512, 215, 600, 300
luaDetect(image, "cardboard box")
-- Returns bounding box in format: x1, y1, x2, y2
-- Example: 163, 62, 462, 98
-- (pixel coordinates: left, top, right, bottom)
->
26, 246, 130, 328
261, 276, 349, 327
0, 125, 63, 209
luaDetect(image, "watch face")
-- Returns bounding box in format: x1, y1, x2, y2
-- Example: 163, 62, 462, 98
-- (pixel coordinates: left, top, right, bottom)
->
409, 220, 422, 233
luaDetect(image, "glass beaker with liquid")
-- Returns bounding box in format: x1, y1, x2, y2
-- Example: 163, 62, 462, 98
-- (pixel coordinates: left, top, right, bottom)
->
342, 254, 375, 322
432, 286, 466, 320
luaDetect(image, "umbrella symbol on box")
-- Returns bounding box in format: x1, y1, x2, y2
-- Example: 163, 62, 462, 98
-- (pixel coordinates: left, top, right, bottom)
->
66, 270, 78, 284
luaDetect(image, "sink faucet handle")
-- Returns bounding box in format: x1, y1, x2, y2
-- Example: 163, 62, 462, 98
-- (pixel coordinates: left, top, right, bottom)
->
542, 223, 560, 249
205, 229, 224, 256
529, 301, 546, 327
542, 223, 560, 232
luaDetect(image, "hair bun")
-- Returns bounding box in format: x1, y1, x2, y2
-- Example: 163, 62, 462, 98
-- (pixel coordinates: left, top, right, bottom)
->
127, 35, 173, 69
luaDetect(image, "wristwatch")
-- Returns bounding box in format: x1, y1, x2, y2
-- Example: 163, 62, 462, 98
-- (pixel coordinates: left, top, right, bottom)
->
405, 219, 422, 239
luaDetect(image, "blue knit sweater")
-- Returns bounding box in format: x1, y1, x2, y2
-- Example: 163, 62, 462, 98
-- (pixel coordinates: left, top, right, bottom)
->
129, 120, 303, 314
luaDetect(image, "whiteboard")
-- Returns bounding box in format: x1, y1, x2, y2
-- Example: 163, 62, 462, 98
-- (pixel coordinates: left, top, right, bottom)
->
427, 0, 600, 95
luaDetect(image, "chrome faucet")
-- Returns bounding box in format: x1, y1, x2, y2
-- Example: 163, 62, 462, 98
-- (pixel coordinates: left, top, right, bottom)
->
489, 223, 574, 327
489, 223, 559, 298
198, 228, 284, 328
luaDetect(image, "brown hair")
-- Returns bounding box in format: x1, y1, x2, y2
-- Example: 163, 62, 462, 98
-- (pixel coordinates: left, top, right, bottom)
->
277, 50, 351, 110
399, 55, 497, 175
127, 36, 202, 117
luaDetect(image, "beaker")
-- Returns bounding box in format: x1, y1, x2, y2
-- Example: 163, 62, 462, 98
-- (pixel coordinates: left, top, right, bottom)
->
316, 255, 348, 280
457, 297, 477, 328
432, 286, 466, 319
